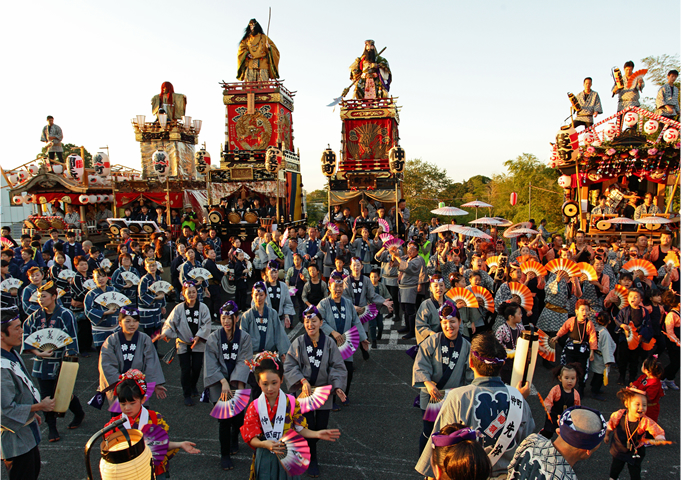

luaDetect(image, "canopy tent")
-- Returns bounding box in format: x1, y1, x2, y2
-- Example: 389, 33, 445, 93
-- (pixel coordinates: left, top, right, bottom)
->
329, 189, 396, 206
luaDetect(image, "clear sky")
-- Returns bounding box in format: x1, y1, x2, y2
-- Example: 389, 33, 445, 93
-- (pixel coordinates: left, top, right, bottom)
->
3, 0, 679, 193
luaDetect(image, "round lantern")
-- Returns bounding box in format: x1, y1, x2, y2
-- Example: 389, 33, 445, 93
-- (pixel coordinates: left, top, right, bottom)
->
557, 175, 572, 188
623, 112, 639, 127
66, 154, 84, 180
583, 131, 597, 145
388, 145, 406, 174
604, 123, 618, 140
265, 146, 282, 174
96, 195, 104, 203
12, 195, 23, 205
644, 120, 659, 135
24, 195, 33, 204
88, 175, 99, 185
7, 173, 18, 185
510, 192, 518, 206
51, 163, 64, 175
27, 163, 40, 175
93, 152, 111, 177
79, 195, 90, 204
88, 195, 97, 204
151, 149, 169, 179
195, 148, 211, 174
663, 128, 679, 143
17, 171, 28, 182
320, 147, 336, 177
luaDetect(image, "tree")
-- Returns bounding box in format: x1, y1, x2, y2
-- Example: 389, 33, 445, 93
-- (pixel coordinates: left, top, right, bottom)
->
305, 187, 328, 226
402, 158, 453, 222
37, 143, 93, 168
639, 54, 680, 112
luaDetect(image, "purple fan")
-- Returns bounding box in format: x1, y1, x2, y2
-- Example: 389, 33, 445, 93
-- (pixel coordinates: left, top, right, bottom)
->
297, 385, 332, 414
280, 228, 289, 248
377, 218, 390, 233
359, 304, 378, 324
209, 389, 251, 419
379, 233, 394, 243
141, 423, 170, 466
109, 382, 155, 413
338, 326, 360, 360
384, 238, 404, 249
326, 223, 340, 235
423, 389, 451, 422
277, 430, 311, 476
289, 287, 298, 296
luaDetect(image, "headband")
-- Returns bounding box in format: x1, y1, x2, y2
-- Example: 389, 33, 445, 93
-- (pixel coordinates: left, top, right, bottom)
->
408, 241, 418, 248
182, 280, 197, 289
330, 272, 344, 284
431, 427, 479, 448
267, 260, 280, 270
252, 281, 267, 293
234, 248, 244, 255
220, 301, 238, 316
245, 351, 280, 372
303, 305, 320, 320
120, 307, 139, 318
472, 350, 506, 365
116, 369, 147, 397
430, 276, 444, 284
351, 257, 362, 265
1, 307, 19, 325
38, 280, 58, 295
439, 300, 457, 319
144, 258, 156, 265
559, 406, 607, 451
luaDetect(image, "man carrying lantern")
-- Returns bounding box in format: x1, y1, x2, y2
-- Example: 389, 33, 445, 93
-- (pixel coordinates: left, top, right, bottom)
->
237, 19, 280, 82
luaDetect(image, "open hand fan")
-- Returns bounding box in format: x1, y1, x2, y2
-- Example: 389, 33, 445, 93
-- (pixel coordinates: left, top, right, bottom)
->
188, 267, 212, 282
58, 269, 77, 281
359, 303, 378, 324
141, 423, 170, 466
100, 259, 112, 270
155, 261, 163, 272
297, 385, 332, 414
545, 258, 581, 277
377, 218, 390, 233
485, 256, 499, 269
109, 382, 156, 413
445, 287, 479, 308
1, 237, 14, 249
150, 280, 173, 294
639, 439, 674, 447
84, 279, 97, 290
29, 288, 66, 303
94, 291, 131, 310
423, 389, 451, 422
470, 286, 494, 312
508, 282, 534, 313
379, 233, 394, 243
280, 228, 290, 248
520, 260, 548, 277
216, 264, 230, 274
289, 287, 298, 296
209, 389, 252, 419
0, 278, 22, 293
276, 430, 311, 476
612, 285, 630, 308
516, 254, 535, 265
626, 69, 648, 88
384, 237, 404, 249
537, 393, 552, 424
337, 326, 360, 360
576, 262, 598, 281
326, 223, 340, 235
120, 271, 140, 285
537, 329, 555, 362
623, 323, 640, 350
24, 328, 73, 352
665, 251, 680, 269
622, 259, 657, 279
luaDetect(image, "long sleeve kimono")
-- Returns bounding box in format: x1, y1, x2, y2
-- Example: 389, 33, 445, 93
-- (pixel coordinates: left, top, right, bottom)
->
350, 238, 375, 274
342, 274, 385, 308
284, 334, 348, 410
241, 305, 290, 355
138, 272, 165, 331
161, 302, 212, 354
98, 330, 165, 404
111, 265, 141, 307
84, 286, 121, 347
415, 298, 442, 345
1, 348, 42, 460
591, 323, 616, 375
20, 283, 40, 319
320, 240, 339, 278
318, 296, 367, 362
413, 332, 473, 409
375, 249, 400, 287
179, 260, 208, 301
537, 273, 581, 333
22, 305, 79, 379
398, 255, 426, 304
203, 328, 253, 403
255, 280, 296, 320
49, 263, 72, 307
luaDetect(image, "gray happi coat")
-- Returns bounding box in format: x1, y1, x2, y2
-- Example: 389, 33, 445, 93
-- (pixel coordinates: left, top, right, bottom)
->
342, 274, 385, 308
203, 328, 253, 403
241, 306, 291, 354
398, 254, 426, 304
415, 297, 442, 345
254, 281, 296, 319
161, 302, 212, 354
318, 296, 367, 362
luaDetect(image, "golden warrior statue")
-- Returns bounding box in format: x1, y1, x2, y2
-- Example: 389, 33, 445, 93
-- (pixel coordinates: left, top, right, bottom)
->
237, 18, 280, 82
350, 40, 391, 99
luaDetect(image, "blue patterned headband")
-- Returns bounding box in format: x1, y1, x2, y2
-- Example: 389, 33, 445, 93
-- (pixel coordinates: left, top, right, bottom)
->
431, 427, 479, 448
182, 280, 197, 289
120, 307, 139, 318
439, 300, 457, 319
303, 305, 320, 319
559, 406, 607, 451
252, 281, 267, 293
220, 301, 238, 316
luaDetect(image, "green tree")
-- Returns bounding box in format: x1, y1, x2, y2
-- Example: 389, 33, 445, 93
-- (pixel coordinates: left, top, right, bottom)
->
37, 143, 93, 168
639, 54, 680, 111
402, 158, 453, 222
305, 187, 328, 226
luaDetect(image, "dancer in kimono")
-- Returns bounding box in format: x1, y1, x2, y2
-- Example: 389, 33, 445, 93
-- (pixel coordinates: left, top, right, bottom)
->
393, 241, 426, 340
460, 273, 491, 338
415, 274, 446, 344
48, 251, 71, 309
413, 301, 472, 454
138, 258, 166, 338
110, 253, 140, 308
284, 306, 348, 477
368, 268, 392, 347
161, 281, 212, 406
179, 247, 208, 302
375, 243, 401, 326
242, 282, 291, 358
319, 272, 368, 407
98, 307, 166, 410
1, 309, 57, 480
69, 256, 92, 354
23, 282, 83, 442
84, 268, 120, 347
20, 267, 43, 320
590, 311, 616, 400
537, 269, 582, 343
203, 301, 253, 470
262, 261, 295, 329
349, 226, 376, 275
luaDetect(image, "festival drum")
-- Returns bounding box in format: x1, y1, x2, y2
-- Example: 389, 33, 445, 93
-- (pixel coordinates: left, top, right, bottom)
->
99, 429, 153, 480
140, 222, 156, 234
24, 216, 37, 229
227, 211, 242, 224
244, 211, 259, 224
128, 222, 142, 234
51, 217, 67, 230
562, 201, 579, 218
336, 221, 350, 235
208, 206, 225, 224
108, 219, 127, 236
35, 217, 52, 230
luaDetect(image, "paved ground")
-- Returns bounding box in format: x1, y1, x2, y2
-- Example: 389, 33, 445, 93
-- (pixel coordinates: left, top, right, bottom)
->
29, 314, 681, 480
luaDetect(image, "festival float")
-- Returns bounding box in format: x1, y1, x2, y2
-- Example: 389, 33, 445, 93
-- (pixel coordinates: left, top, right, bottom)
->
550, 105, 680, 240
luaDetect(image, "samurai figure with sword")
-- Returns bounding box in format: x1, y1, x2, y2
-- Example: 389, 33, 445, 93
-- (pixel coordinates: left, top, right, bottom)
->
237, 18, 280, 82
349, 40, 391, 100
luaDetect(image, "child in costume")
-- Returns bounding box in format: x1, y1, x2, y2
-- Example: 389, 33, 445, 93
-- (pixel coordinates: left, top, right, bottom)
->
495, 302, 525, 385
240, 352, 341, 480
430, 423, 491, 480
539, 363, 582, 439
104, 370, 200, 479
604, 387, 665, 480
590, 311, 616, 401
629, 355, 664, 422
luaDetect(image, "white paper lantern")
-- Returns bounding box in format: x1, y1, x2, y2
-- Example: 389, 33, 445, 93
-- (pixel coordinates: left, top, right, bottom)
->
88, 175, 99, 185
66, 154, 84, 180
18, 171, 28, 182
27, 163, 40, 175
88, 195, 97, 204
663, 128, 679, 143
24, 195, 33, 204
51, 164, 64, 175
623, 112, 639, 127
604, 123, 618, 139
79, 195, 90, 204
12, 195, 23, 205
583, 131, 597, 145
558, 175, 572, 188
93, 152, 111, 177
152, 149, 170, 179
644, 120, 659, 135
7, 173, 18, 184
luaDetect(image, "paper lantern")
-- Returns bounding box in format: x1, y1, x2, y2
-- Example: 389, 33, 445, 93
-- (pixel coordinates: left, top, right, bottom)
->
24, 195, 33, 204
88, 195, 97, 204
66, 154, 84, 180
88, 175, 99, 185
79, 195, 90, 204
151, 149, 169, 179
644, 120, 659, 135
27, 163, 40, 175
388, 145, 406, 174
623, 112, 639, 127
7, 173, 18, 184
557, 175, 572, 188
663, 128, 679, 143
265, 146, 283, 173
12, 195, 23, 205
17, 171, 28, 182
96, 195, 103, 203
195, 148, 211, 174
51, 164, 64, 175
583, 131, 597, 145
510, 192, 518, 206
320, 147, 336, 177
604, 123, 618, 140
93, 152, 111, 177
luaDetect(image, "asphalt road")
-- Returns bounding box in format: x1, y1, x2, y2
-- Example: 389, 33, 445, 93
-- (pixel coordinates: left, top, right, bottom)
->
28, 315, 681, 480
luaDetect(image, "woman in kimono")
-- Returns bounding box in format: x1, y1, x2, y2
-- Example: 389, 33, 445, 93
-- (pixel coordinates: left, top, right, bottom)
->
262, 261, 296, 329
393, 241, 427, 340
48, 250, 71, 309
20, 267, 44, 320
415, 274, 446, 344
349, 226, 376, 275
138, 258, 166, 337
111, 253, 140, 308
412, 301, 472, 454
578, 255, 610, 315
284, 305, 348, 477
374, 243, 401, 326
161, 281, 212, 406
84, 268, 121, 348
203, 301, 253, 471
537, 268, 583, 340
179, 247, 209, 303
98, 307, 166, 409
319, 272, 368, 407
69, 256, 92, 355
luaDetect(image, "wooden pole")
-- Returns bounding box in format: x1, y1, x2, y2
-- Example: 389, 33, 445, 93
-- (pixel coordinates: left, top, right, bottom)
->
165, 177, 171, 227
665, 174, 679, 214
394, 176, 399, 236
574, 159, 584, 231
528, 183, 532, 219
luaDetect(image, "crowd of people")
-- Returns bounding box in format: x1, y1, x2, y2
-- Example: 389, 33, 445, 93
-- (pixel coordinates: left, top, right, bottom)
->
1, 201, 679, 480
